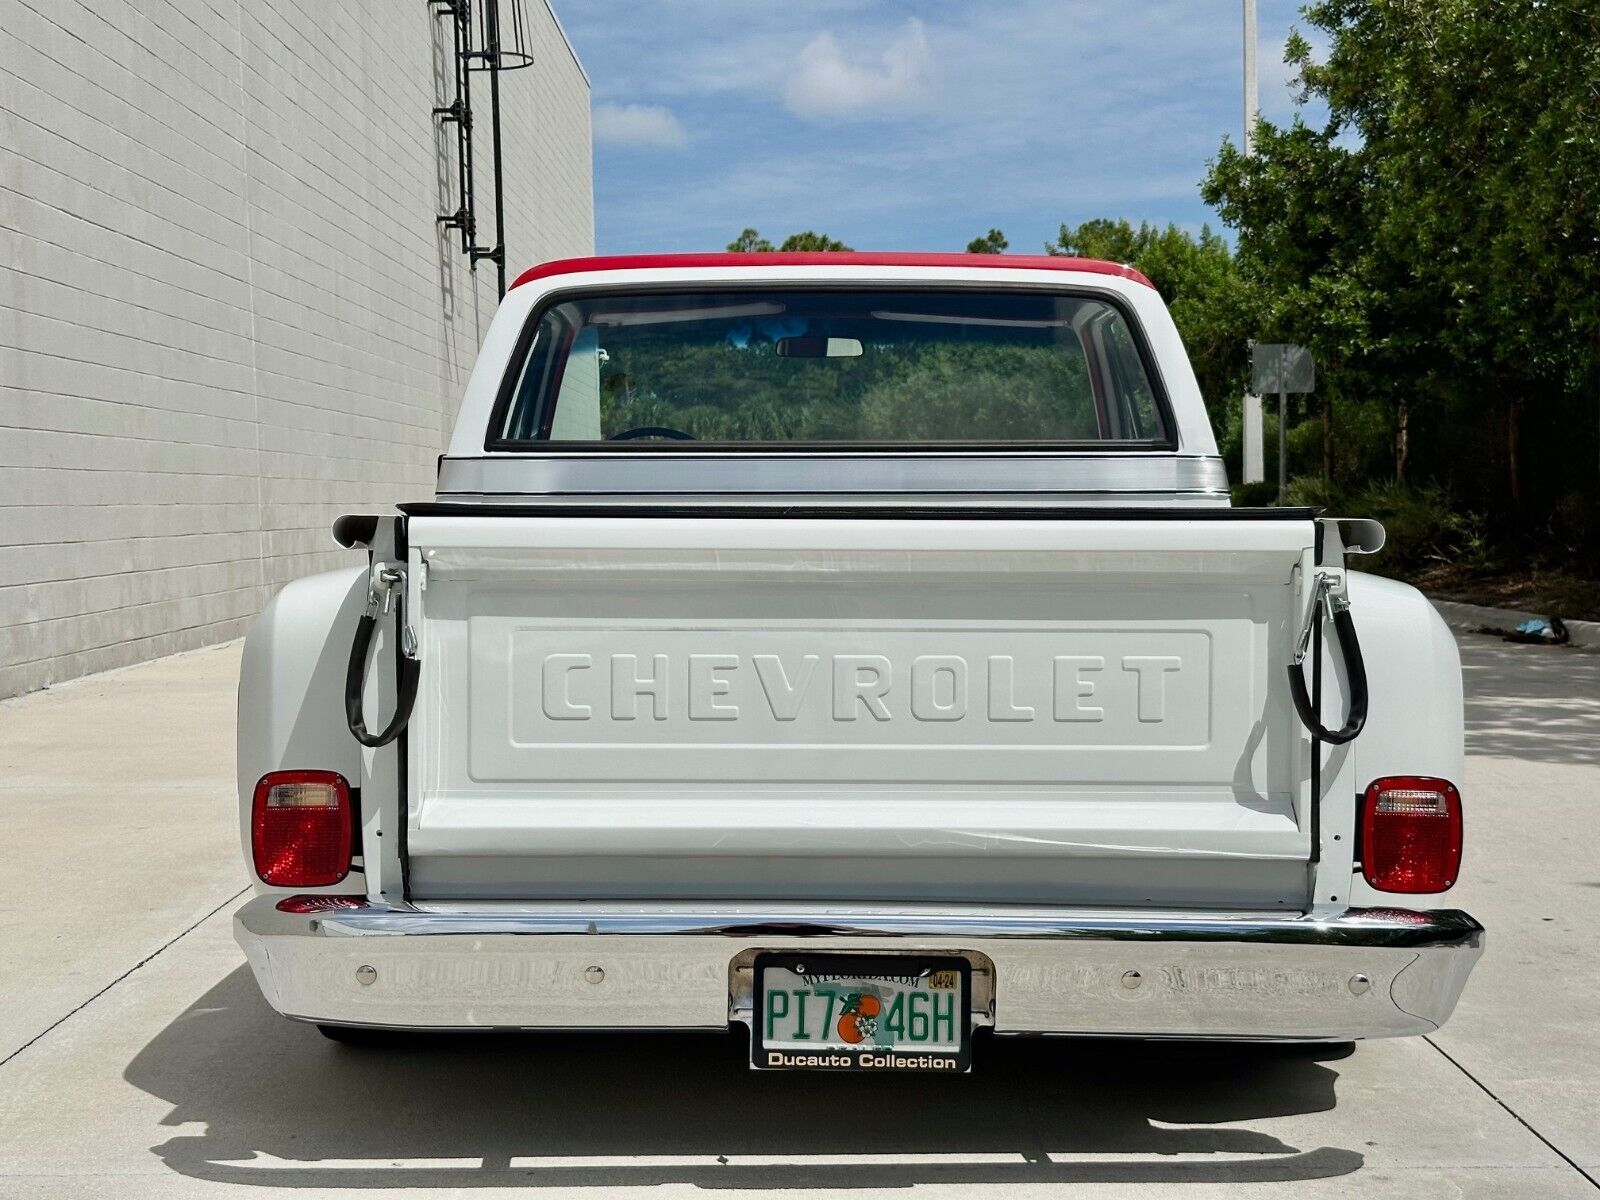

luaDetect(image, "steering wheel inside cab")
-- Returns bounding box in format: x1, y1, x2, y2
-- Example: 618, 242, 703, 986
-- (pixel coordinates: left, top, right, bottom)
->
607, 426, 696, 442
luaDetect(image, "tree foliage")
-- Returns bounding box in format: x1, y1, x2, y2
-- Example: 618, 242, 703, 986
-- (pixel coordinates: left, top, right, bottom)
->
966, 228, 1009, 254
1203, 0, 1600, 530
726, 227, 774, 252
726, 228, 853, 252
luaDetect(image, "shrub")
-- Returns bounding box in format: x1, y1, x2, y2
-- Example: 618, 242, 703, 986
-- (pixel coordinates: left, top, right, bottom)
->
1229, 480, 1279, 508
1282, 475, 1344, 510
1347, 481, 1494, 574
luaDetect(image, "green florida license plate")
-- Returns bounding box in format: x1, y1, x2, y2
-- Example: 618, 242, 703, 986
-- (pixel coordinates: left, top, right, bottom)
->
751, 953, 971, 1072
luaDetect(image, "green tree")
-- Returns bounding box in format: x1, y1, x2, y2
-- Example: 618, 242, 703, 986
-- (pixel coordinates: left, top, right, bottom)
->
727, 229, 853, 252
726, 228, 774, 252
1201, 125, 1384, 485
777, 230, 853, 252
966, 228, 1009, 254
1203, 0, 1600, 523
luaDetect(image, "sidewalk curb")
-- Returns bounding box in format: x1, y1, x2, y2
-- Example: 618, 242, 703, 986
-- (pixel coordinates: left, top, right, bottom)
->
1428, 597, 1600, 649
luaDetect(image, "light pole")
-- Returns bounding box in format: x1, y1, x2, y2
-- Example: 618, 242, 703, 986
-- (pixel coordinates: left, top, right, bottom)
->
1243, 0, 1258, 157
1240, 0, 1267, 486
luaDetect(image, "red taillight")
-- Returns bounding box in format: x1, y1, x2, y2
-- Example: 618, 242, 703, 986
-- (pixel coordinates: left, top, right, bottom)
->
251, 771, 352, 887
1361, 776, 1462, 893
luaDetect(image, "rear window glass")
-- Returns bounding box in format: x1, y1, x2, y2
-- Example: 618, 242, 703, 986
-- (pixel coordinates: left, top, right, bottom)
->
494, 288, 1168, 446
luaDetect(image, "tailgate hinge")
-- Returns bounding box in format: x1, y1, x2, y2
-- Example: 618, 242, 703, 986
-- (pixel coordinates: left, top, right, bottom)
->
1292, 565, 1348, 667
367, 561, 418, 660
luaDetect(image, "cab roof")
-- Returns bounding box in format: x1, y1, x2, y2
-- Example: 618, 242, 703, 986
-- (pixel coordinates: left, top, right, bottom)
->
510, 252, 1155, 291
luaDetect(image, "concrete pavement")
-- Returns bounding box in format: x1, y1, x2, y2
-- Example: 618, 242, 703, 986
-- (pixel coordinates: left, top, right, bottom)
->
0, 632, 1596, 1198
0, 644, 248, 1062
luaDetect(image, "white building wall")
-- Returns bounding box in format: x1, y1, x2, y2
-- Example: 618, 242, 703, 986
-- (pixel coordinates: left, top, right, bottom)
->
0, 0, 593, 697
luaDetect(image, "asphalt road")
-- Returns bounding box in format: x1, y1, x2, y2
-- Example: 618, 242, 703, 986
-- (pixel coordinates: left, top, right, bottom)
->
0, 630, 1596, 1199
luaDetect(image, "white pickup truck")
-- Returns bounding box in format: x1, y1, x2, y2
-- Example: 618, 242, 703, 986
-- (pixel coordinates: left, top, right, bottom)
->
235, 252, 1482, 1071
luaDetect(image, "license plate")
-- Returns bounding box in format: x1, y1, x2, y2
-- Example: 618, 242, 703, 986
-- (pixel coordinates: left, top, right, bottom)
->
751, 953, 971, 1072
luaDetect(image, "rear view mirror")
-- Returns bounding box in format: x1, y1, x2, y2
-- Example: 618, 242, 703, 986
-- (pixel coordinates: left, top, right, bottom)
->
776, 337, 863, 359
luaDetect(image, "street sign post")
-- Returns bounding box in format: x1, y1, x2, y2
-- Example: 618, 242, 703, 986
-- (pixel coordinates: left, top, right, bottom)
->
1242, 393, 1264, 483
1250, 343, 1315, 502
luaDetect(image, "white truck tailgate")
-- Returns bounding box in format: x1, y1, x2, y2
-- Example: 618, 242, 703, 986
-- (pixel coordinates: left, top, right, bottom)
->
403, 510, 1319, 908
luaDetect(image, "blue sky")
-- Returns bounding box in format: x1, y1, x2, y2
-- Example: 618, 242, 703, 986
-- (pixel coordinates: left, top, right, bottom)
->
553, 2, 1325, 256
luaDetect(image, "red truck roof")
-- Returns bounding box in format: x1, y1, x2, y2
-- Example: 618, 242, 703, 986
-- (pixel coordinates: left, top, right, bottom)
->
510, 252, 1155, 291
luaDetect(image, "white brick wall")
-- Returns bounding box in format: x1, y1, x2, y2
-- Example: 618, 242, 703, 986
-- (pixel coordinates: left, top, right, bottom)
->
0, 0, 593, 697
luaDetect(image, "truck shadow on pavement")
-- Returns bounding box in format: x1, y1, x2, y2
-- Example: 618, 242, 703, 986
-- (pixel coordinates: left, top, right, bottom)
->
127, 967, 1363, 1190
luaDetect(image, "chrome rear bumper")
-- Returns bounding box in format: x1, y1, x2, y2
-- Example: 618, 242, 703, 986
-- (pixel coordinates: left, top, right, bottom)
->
235, 898, 1483, 1041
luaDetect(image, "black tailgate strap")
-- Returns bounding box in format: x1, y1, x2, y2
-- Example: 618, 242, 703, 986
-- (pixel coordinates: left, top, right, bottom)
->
345, 562, 421, 749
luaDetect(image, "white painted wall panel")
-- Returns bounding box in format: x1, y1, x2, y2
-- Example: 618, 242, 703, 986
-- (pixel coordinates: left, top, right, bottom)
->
0, 0, 594, 697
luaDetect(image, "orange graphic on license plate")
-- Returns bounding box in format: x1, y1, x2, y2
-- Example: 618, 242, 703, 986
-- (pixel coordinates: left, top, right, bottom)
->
836, 992, 882, 1044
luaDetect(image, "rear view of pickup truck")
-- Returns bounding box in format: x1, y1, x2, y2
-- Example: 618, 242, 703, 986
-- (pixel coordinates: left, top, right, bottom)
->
235, 253, 1481, 1070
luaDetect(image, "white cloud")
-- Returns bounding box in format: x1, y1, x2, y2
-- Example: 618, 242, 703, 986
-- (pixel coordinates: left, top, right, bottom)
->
592, 103, 688, 148
557, 1, 1290, 252
783, 19, 932, 121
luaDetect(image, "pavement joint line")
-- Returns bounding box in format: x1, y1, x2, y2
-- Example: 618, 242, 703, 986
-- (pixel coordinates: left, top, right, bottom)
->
1425, 1035, 1600, 1191
0, 886, 250, 1072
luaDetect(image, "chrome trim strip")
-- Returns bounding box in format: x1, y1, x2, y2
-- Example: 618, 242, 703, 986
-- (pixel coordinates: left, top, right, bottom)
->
424, 493, 1232, 509
434, 453, 1231, 500
266, 902, 1481, 949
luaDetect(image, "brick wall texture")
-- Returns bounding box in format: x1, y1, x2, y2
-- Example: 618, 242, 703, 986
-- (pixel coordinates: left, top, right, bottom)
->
0, 0, 593, 697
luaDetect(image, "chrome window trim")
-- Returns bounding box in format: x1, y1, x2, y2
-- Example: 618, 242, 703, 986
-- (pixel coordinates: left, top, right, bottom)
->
434, 452, 1231, 501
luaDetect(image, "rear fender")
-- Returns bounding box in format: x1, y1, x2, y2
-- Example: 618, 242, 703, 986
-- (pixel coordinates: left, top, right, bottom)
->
1346, 571, 1465, 907
236, 566, 366, 893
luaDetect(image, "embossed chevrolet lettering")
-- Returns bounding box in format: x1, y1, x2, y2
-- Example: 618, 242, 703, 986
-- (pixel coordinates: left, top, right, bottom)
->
540, 650, 1183, 724
238, 254, 1481, 1063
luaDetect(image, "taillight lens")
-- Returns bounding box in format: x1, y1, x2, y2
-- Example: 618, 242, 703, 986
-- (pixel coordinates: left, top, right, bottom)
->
1361, 776, 1462, 893
251, 771, 352, 887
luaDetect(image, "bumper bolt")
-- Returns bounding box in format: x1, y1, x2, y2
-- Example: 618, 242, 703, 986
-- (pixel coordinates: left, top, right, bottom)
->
1121, 970, 1143, 990
1348, 973, 1372, 996
584, 965, 605, 985
355, 965, 377, 987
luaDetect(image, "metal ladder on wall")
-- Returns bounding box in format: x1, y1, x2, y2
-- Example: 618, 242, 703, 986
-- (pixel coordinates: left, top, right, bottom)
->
428, 0, 535, 297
